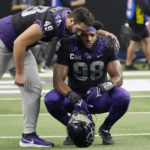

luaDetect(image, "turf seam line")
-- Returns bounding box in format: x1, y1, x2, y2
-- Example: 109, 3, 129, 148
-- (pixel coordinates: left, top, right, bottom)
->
0, 133, 150, 139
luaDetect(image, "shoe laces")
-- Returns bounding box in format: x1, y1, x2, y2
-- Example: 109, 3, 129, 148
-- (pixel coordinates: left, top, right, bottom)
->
100, 129, 112, 138
29, 133, 45, 141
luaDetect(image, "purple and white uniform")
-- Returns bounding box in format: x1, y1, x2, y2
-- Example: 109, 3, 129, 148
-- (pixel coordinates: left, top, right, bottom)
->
44, 35, 130, 127
0, 6, 70, 134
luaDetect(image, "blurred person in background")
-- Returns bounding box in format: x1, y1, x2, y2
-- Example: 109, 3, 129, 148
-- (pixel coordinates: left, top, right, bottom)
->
51, 0, 86, 9
125, 0, 150, 70
11, 0, 45, 13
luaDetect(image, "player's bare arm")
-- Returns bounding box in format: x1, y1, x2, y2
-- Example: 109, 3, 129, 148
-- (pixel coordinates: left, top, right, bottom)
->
12, 4, 28, 11
106, 60, 123, 87
53, 64, 72, 96
13, 24, 43, 86
71, 0, 85, 7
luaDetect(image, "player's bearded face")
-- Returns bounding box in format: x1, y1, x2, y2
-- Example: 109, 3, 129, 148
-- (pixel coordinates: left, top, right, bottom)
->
80, 31, 97, 49
67, 22, 88, 34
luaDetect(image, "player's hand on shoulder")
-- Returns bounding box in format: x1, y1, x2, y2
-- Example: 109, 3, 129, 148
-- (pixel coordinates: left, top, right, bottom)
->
104, 36, 119, 53
104, 32, 120, 48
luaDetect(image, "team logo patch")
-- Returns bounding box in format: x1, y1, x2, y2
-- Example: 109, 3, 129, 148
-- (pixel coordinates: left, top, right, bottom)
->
56, 41, 61, 51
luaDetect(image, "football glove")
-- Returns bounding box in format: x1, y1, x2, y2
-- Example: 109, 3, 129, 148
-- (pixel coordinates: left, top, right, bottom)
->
86, 81, 116, 102
66, 91, 81, 104
98, 81, 116, 93
86, 87, 101, 103
74, 99, 90, 114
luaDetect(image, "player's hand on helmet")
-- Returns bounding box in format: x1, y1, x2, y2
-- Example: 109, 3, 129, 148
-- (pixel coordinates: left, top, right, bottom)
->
66, 91, 93, 113
74, 99, 90, 114
15, 74, 27, 87
86, 87, 101, 103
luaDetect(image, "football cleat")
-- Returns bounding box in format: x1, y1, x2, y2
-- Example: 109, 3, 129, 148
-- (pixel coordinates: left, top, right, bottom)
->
98, 127, 115, 145
40, 66, 52, 73
19, 132, 54, 147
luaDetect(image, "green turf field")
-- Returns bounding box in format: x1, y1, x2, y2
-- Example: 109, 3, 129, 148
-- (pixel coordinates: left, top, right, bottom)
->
0, 71, 150, 150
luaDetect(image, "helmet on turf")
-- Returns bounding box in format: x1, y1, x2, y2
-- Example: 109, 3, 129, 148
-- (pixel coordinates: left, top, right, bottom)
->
67, 111, 95, 147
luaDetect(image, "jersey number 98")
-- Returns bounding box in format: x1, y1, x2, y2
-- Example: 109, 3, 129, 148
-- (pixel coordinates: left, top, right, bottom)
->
73, 61, 104, 81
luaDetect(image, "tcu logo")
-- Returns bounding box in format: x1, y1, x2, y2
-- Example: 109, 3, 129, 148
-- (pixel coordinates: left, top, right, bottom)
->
44, 21, 53, 31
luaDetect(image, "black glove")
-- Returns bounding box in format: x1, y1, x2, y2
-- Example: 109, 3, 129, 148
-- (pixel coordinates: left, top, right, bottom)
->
66, 91, 81, 104
98, 81, 116, 93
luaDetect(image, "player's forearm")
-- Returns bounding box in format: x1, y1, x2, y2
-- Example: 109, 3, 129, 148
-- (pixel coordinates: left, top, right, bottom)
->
109, 74, 123, 88
11, 4, 27, 11
109, 65, 123, 88
101, 60, 123, 93
12, 5, 21, 10
53, 64, 72, 96
13, 41, 26, 75
54, 80, 81, 104
71, 0, 85, 6
97, 29, 110, 36
54, 81, 72, 96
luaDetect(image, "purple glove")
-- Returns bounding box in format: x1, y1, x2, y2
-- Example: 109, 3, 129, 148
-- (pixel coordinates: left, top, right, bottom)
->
74, 99, 90, 114
86, 87, 101, 103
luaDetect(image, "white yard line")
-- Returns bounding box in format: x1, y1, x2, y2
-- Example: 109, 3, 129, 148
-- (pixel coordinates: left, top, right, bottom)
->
0, 80, 49, 85
123, 71, 150, 76
0, 95, 150, 101
2, 71, 150, 78
1, 73, 150, 93
2, 72, 53, 78
0, 133, 150, 139
0, 89, 49, 94
0, 112, 150, 117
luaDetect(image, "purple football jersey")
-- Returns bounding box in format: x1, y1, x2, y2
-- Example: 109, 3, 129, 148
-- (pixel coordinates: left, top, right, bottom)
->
0, 15, 17, 51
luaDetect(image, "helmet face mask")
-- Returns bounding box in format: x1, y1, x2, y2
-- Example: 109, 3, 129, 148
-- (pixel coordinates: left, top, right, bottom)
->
67, 112, 95, 147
